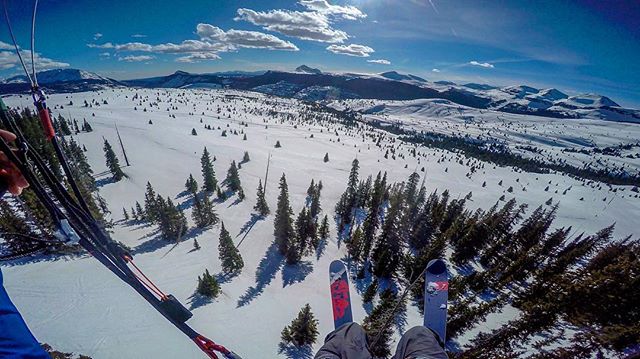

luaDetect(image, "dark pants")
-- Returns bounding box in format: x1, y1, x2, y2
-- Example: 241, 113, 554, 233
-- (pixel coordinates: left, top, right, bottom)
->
0, 269, 50, 358
316, 323, 448, 359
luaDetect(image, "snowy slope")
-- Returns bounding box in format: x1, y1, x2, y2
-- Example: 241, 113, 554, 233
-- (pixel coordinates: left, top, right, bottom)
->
1, 88, 639, 359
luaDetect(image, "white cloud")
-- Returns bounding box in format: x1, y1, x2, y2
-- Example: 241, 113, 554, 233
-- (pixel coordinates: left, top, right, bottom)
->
99, 52, 110, 57
131, 34, 147, 38
326, 44, 374, 57
0, 49, 70, 71
432, 68, 440, 72
469, 60, 494, 68
175, 53, 221, 63
298, 0, 366, 20
196, 24, 298, 51
0, 41, 14, 50
235, 8, 348, 43
93, 33, 103, 40
87, 42, 114, 49
367, 59, 390, 65
119, 55, 154, 62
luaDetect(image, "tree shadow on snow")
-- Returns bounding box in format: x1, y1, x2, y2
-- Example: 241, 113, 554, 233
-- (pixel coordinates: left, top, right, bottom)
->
177, 196, 196, 211
235, 213, 263, 248
236, 241, 284, 307
282, 260, 313, 287
95, 176, 117, 188
188, 291, 214, 310
315, 236, 327, 260
215, 271, 239, 285
278, 343, 313, 359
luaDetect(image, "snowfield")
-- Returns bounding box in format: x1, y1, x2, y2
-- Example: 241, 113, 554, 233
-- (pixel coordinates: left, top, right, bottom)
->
2, 88, 639, 358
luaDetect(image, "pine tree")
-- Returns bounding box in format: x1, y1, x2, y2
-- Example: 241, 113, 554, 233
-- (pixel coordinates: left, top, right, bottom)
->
185, 174, 198, 194
193, 238, 200, 250
281, 304, 319, 347
191, 128, 198, 136
144, 182, 158, 222
275, 140, 282, 148
201, 147, 217, 192
82, 119, 93, 132
274, 173, 295, 259
254, 179, 270, 216
218, 222, 244, 273
196, 269, 220, 298
318, 215, 330, 240
323, 152, 329, 162
103, 139, 125, 181
122, 207, 129, 220
371, 187, 404, 278
158, 197, 187, 241
0, 199, 37, 254
57, 115, 72, 135
335, 158, 360, 228
225, 161, 242, 193
135, 201, 144, 221
347, 226, 364, 262
363, 289, 398, 357
242, 151, 250, 163
192, 193, 219, 228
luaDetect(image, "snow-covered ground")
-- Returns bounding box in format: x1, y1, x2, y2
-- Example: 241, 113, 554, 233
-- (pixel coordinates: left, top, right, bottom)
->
2, 88, 639, 358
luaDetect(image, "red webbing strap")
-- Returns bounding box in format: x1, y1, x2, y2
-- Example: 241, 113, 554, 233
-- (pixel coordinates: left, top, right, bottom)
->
193, 335, 231, 359
32, 88, 55, 140
123, 255, 169, 300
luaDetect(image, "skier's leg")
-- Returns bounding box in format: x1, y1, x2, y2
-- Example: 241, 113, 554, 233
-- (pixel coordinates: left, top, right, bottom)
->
315, 323, 372, 359
392, 326, 447, 359
0, 269, 50, 359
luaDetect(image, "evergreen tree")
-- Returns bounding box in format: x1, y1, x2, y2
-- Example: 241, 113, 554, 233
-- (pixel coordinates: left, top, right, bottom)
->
144, 182, 158, 222
122, 207, 129, 220
254, 179, 270, 216
371, 187, 404, 278
103, 139, 125, 181
225, 161, 242, 193
335, 159, 360, 229
135, 201, 144, 221
347, 226, 364, 262
192, 193, 218, 228
57, 115, 72, 135
191, 128, 198, 136
193, 238, 200, 251
196, 269, 220, 298
201, 147, 217, 192
0, 200, 37, 254
323, 152, 329, 162
274, 174, 295, 260
363, 289, 399, 357
318, 215, 330, 240
242, 151, 250, 163
82, 119, 93, 132
185, 174, 198, 194
281, 304, 319, 347
218, 222, 244, 273
158, 197, 187, 241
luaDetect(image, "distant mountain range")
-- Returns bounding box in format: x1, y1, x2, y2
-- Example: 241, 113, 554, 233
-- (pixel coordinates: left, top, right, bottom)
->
1, 66, 637, 123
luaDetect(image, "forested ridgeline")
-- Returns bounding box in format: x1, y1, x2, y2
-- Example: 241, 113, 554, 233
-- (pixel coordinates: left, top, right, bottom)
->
333, 158, 639, 358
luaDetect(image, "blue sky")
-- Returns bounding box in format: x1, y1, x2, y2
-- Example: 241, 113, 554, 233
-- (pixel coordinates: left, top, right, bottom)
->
1, 0, 638, 107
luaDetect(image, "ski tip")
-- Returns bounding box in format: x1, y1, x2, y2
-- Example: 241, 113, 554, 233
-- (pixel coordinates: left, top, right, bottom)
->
426, 259, 447, 276
330, 260, 345, 270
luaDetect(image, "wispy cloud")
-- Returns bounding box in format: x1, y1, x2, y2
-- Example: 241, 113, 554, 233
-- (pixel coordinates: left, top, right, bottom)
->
119, 55, 154, 62
327, 44, 374, 57
131, 34, 147, 38
93, 33, 103, 40
469, 61, 494, 68
432, 68, 440, 72
367, 59, 390, 65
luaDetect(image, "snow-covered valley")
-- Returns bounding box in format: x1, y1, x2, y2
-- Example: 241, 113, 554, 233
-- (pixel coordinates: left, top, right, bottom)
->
2, 87, 639, 358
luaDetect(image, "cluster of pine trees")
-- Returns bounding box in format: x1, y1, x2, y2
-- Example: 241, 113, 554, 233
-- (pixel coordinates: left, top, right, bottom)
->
273, 174, 329, 264
0, 109, 103, 257
331, 158, 638, 358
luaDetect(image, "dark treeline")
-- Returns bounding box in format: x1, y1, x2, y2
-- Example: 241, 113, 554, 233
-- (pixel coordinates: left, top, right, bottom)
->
333, 158, 639, 358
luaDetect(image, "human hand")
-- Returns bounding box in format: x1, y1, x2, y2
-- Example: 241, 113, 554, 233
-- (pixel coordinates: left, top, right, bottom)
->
0, 129, 29, 195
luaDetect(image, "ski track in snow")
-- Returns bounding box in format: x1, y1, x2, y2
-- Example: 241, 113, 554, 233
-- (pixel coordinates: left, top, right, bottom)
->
1, 88, 639, 358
